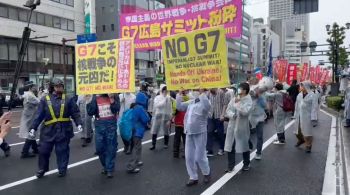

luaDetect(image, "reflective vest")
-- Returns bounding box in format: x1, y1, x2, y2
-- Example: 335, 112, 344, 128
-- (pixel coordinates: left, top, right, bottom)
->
44, 94, 71, 125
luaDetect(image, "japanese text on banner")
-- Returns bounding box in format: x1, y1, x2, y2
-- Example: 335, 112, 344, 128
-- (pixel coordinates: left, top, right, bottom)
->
162, 26, 230, 91
75, 38, 135, 95
120, 0, 242, 50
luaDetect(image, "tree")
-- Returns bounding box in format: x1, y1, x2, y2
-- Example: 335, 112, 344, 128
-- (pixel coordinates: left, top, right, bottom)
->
326, 22, 348, 82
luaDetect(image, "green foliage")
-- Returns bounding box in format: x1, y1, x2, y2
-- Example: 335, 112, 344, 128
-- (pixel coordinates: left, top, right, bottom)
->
327, 23, 349, 68
326, 96, 344, 110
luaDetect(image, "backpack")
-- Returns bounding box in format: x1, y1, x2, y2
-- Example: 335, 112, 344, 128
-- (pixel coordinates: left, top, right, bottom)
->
118, 109, 134, 141
281, 93, 294, 112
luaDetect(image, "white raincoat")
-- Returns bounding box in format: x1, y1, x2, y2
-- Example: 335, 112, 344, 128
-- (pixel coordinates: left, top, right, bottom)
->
77, 95, 94, 138
224, 95, 252, 153
294, 81, 318, 136
119, 93, 136, 118
19, 91, 40, 139
266, 90, 288, 133
151, 84, 173, 135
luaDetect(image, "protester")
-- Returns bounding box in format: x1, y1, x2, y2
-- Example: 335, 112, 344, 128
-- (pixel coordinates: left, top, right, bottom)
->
0, 112, 12, 146
150, 84, 172, 150
126, 101, 150, 174
207, 88, 226, 156
294, 81, 318, 153
77, 95, 94, 147
266, 83, 288, 144
249, 86, 267, 160
87, 94, 120, 178
287, 80, 299, 117
178, 89, 211, 186
0, 94, 10, 157
119, 92, 136, 154
30, 78, 83, 178
173, 90, 189, 158
224, 83, 253, 172
18, 82, 40, 158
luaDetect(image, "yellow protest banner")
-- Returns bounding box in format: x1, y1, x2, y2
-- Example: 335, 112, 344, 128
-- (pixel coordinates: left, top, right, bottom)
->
75, 38, 135, 95
161, 26, 230, 91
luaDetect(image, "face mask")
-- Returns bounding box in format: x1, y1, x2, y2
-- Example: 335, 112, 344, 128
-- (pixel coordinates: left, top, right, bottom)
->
192, 91, 200, 98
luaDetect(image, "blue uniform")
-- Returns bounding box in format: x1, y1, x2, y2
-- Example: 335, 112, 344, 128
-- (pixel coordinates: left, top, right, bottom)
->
31, 93, 81, 173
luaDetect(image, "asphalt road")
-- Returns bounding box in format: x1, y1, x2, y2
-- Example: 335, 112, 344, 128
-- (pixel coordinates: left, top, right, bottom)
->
0, 110, 332, 195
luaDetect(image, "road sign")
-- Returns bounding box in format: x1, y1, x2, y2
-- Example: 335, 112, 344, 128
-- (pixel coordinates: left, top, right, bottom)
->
77, 33, 97, 44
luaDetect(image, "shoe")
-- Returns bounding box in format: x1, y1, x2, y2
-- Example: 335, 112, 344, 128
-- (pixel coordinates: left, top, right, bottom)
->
344, 124, 350, 128
82, 139, 88, 147
305, 146, 312, 153
242, 164, 250, 171
123, 147, 128, 154
125, 150, 132, 155
149, 145, 155, 150
203, 174, 211, 184
225, 168, 234, 173
36, 170, 45, 178
207, 151, 214, 157
4, 147, 10, 157
101, 170, 107, 175
217, 149, 224, 156
186, 179, 198, 187
273, 140, 285, 145
21, 153, 36, 159
58, 171, 66, 177
107, 172, 114, 178
255, 154, 262, 160
86, 138, 92, 143
128, 168, 140, 174
136, 161, 144, 166
163, 145, 169, 149
295, 140, 305, 147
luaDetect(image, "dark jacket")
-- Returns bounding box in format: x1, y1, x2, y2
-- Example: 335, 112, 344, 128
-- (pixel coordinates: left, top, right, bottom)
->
31, 93, 82, 142
287, 84, 299, 103
86, 94, 120, 119
133, 92, 150, 138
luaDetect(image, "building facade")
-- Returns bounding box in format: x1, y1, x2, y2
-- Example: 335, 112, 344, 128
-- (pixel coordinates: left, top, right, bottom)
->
0, 0, 95, 93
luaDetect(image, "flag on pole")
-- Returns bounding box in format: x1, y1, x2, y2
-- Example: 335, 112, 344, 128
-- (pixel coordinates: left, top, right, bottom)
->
266, 41, 273, 77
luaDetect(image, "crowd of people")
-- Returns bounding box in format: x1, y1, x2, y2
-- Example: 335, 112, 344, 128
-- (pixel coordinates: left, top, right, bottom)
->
0, 77, 323, 186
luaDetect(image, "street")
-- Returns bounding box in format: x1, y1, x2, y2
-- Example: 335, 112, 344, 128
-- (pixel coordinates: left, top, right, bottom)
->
0, 109, 335, 195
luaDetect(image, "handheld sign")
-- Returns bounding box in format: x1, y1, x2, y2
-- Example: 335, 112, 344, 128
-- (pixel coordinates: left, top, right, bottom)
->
161, 26, 230, 90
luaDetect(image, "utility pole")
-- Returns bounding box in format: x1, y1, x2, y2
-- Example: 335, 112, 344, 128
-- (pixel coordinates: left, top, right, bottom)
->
9, 0, 40, 110
62, 38, 76, 92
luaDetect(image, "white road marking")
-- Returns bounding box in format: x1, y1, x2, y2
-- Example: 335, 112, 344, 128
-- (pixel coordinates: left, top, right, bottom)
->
0, 132, 175, 191
201, 120, 295, 195
9, 131, 82, 147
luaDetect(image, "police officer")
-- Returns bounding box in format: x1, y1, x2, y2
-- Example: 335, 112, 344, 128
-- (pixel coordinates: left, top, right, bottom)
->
29, 78, 82, 178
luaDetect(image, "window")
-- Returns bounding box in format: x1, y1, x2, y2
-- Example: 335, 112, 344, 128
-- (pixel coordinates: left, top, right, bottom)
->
0, 5, 8, 18
60, 0, 67, 4
53, 46, 60, 64
30, 12, 36, 24
67, 20, 74, 31
0, 43, 8, 60
28, 43, 36, 62
45, 45, 53, 60
45, 15, 53, 27
19, 9, 28, 22
53, 17, 61, 28
110, 5, 114, 13
37, 12, 45, 25
36, 44, 44, 61
111, 24, 115, 31
9, 43, 18, 61
61, 18, 68, 30
8, 7, 18, 20
67, 0, 74, 6
102, 25, 106, 32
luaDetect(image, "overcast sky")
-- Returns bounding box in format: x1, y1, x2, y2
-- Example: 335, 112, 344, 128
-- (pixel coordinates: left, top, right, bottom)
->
245, 0, 350, 65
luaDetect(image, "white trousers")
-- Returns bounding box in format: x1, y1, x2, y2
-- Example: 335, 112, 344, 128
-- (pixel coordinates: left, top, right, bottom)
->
185, 132, 210, 180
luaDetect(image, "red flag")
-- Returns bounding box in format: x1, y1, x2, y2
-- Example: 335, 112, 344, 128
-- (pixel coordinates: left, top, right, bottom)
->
273, 59, 288, 82
287, 64, 297, 85
301, 63, 309, 81
315, 65, 321, 84
309, 67, 315, 83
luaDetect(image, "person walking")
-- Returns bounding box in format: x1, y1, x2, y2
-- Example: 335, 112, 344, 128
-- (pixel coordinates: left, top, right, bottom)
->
294, 81, 318, 153
77, 95, 94, 147
266, 83, 288, 145
207, 88, 226, 156
87, 94, 120, 178
224, 83, 253, 172
126, 100, 150, 173
150, 84, 172, 150
19, 82, 40, 158
29, 78, 83, 178
287, 80, 299, 117
173, 90, 189, 158
178, 89, 211, 186
119, 92, 136, 154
